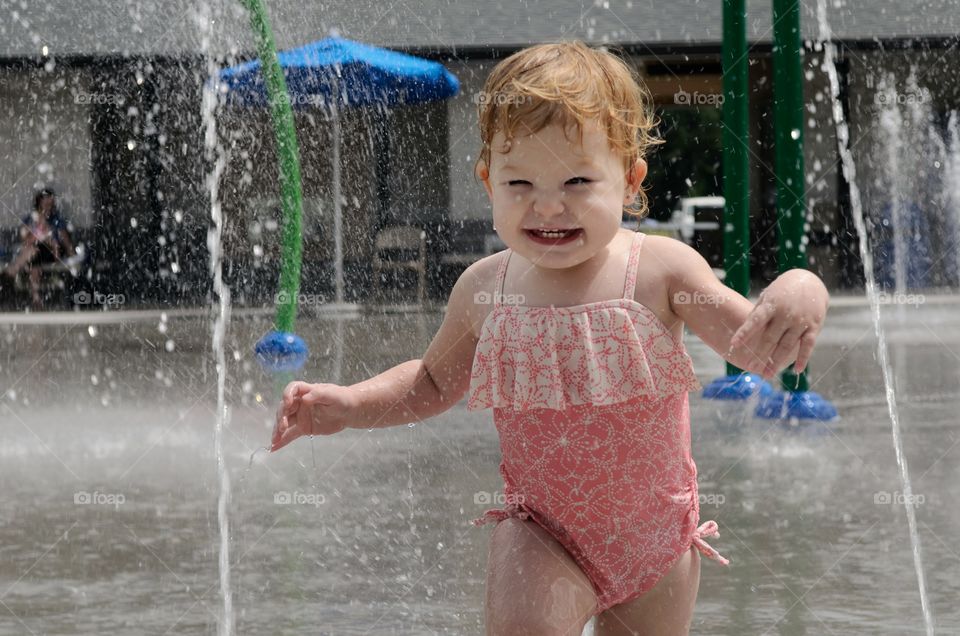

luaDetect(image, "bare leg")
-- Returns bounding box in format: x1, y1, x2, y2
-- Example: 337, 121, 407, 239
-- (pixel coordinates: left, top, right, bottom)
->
28, 267, 42, 307
5, 244, 37, 277
595, 547, 701, 636
485, 518, 598, 636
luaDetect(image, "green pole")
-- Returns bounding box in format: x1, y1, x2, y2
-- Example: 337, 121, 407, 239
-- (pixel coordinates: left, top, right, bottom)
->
238, 0, 304, 335
772, 0, 809, 392
722, 0, 750, 378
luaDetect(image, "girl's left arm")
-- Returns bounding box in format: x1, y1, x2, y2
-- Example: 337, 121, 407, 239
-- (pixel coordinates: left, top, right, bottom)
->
659, 238, 829, 380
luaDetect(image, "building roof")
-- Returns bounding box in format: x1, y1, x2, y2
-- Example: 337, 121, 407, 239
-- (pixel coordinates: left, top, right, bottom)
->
0, 0, 958, 59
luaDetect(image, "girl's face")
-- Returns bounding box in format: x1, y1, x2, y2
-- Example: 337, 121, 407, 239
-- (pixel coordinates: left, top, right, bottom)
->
479, 119, 646, 270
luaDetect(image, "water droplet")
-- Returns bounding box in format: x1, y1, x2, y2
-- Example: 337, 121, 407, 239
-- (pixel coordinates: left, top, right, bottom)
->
165, 339, 175, 352
87, 325, 98, 337
790, 128, 801, 140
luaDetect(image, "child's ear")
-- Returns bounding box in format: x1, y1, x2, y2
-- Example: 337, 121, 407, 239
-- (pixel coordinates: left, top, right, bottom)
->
624, 159, 647, 202
476, 162, 493, 198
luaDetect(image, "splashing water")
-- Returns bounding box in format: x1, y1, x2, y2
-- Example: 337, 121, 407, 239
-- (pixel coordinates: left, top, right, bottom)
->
198, 4, 234, 635
816, 1, 934, 634
876, 75, 907, 308
950, 113, 960, 281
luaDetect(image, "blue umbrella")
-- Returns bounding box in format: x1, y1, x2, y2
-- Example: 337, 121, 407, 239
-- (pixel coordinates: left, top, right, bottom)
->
221, 35, 460, 108
219, 35, 460, 304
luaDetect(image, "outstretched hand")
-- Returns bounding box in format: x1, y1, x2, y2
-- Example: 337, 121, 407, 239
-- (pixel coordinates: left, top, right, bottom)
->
272, 381, 355, 452
726, 270, 829, 380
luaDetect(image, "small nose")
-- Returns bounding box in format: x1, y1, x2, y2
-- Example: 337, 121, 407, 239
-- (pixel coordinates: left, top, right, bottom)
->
532, 189, 565, 219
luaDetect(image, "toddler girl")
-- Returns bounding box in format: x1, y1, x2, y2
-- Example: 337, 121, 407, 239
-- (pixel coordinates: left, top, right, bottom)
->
273, 40, 829, 635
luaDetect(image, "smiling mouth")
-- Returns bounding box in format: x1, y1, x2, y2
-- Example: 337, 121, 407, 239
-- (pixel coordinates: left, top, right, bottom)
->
525, 228, 583, 239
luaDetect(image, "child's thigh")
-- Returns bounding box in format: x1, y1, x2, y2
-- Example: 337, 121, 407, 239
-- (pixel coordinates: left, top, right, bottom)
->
485, 517, 597, 636
595, 547, 701, 636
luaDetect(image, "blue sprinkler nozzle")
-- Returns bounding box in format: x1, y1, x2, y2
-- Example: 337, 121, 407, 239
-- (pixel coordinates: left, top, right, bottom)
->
255, 330, 309, 373
702, 373, 774, 401
755, 390, 838, 422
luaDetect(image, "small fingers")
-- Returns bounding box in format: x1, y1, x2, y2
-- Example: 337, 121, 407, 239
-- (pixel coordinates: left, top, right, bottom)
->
767, 326, 806, 377
794, 330, 818, 374
271, 415, 288, 451
729, 301, 774, 351
282, 381, 311, 414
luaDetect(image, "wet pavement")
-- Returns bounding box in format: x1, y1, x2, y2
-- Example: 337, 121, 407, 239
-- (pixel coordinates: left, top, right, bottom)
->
1, 298, 958, 634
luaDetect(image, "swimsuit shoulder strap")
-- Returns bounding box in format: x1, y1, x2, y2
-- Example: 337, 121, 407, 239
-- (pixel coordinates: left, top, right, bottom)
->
494, 249, 512, 307
621, 232, 645, 300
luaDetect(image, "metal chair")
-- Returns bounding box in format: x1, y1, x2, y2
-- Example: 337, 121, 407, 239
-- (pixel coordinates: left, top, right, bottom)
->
372, 225, 427, 304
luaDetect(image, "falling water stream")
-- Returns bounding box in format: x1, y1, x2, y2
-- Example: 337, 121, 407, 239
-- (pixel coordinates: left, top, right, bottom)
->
816, 1, 935, 633
198, 5, 234, 635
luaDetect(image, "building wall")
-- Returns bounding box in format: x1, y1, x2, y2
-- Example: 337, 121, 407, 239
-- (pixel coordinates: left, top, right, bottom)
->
5, 43, 957, 303
446, 58, 493, 226
801, 49, 843, 289
0, 66, 94, 229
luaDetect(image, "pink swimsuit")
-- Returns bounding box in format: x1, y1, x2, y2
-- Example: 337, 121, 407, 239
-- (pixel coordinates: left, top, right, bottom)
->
467, 231, 729, 614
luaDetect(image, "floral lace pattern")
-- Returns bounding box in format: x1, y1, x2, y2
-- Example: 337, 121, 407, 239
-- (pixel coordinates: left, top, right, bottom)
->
468, 233, 728, 614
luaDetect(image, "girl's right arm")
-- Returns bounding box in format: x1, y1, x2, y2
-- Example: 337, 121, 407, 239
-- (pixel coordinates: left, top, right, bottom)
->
272, 259, 488, 451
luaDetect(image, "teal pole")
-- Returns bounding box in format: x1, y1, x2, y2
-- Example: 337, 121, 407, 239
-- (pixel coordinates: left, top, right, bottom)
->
239, 0, 304, 335
772, 0, 809, 392
722, 0, 750, 378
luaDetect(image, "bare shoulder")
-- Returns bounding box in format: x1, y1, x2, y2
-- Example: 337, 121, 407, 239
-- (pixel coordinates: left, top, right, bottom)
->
630, 233, 701, 336
641, 233, 699, 266
449, 251, 504, 339
640, 234, 714, 288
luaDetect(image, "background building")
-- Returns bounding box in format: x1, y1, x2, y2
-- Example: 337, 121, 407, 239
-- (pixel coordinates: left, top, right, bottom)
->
1, 0, 958, 304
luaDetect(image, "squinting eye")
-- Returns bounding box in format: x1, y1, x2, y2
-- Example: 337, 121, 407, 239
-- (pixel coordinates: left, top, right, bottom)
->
567, 177, 592, 185
507, 180, 531, 186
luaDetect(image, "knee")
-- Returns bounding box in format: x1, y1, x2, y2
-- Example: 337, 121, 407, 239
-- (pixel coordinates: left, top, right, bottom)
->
486, 583, 593, 636
487, 612, 583, 636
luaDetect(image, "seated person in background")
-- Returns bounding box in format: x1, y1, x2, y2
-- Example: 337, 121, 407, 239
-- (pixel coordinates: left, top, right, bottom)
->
2, 188, 75, 308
